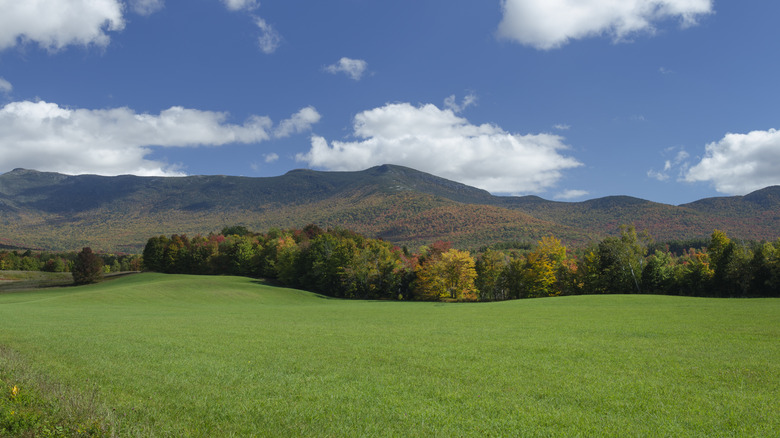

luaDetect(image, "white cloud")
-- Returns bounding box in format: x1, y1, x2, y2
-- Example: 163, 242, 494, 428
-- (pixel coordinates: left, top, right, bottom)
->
647, 169, 669, 181
675, 149, 690, 163
255, 17, 281, 54
130, 0, 164, 16
443, 93, 477, 114
0, 77, 11, 94
684, 128, 780, 194
263, 153, 279, 163
647, 147, 689, 182
222, 0, 259, 11
555, 189, 590, 200
554, 123, 571, 131
325, 57, 368, 81
220, 1, 278, 54
273, 106, 321, 138
296, 102, 582, 194
498, 0, 713, 50
0, 100, 277, 176
0, 0, 125, 51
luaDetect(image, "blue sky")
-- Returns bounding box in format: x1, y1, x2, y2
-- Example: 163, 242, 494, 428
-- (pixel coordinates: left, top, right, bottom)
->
0, 0, 778, 205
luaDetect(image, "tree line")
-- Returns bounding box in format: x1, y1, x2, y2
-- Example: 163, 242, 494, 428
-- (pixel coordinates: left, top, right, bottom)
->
0, 249, 141, 274
143, 225, 780, 300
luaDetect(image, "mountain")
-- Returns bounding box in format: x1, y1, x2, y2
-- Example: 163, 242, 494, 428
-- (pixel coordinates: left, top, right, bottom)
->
1, 166, 778, 252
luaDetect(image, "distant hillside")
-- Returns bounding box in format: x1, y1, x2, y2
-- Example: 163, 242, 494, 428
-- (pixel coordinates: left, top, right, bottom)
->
1, 166, 778, 252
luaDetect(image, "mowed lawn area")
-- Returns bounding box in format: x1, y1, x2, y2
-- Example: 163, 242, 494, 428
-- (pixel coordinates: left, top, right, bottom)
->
1, 273, 777, 437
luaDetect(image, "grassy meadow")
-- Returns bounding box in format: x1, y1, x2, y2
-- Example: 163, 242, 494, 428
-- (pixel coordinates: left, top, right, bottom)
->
0, 273, 778, 437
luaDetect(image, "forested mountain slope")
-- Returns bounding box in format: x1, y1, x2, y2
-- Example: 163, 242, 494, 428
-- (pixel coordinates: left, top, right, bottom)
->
1, 166, 778, 252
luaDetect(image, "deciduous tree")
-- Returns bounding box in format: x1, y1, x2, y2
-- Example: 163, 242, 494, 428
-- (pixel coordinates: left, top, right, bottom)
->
73, 247, 103, 285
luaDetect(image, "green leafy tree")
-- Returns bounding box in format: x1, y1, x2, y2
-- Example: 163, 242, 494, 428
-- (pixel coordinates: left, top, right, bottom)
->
223, 235, 259, 276
342, 239, 403, 299
749, 242, 777, 296
275, 235, 301, 286
221, 225, 250, 237
72, 247, 103, 285
769, 239, 780, 295
299, 233, 354, 296
596, 225, 648, 293
641, 250, 675, 294
475, 249, 508, 301
708, 230, 755, 297
142, 235, 169, 272
671, 248, 713, 296
501, 255, 526, 299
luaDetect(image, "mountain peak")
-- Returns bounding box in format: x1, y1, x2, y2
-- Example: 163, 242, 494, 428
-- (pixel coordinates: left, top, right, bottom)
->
743, 185, 780, 207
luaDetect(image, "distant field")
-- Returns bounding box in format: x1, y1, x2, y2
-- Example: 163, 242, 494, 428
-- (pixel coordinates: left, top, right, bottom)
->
0, 270, 73, 292
0, 274, 778, 437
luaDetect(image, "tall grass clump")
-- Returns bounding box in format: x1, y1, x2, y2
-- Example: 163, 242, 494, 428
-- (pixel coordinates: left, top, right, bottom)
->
0, 346, 112, 437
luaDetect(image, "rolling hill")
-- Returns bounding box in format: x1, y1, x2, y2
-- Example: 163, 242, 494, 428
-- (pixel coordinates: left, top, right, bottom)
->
1, 165, 778, 252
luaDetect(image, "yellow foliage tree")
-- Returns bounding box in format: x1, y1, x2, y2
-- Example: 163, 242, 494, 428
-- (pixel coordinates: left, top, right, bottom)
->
414, 258, 446, 301
518, 236, 568, 297
441, 249, 478, 301
522, 251, 557, 298
536, 236, 566, 264
414, 249, 478, 301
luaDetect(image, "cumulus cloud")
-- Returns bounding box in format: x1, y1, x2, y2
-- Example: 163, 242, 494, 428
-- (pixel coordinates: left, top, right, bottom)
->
554, 123, 571, 131
273, 106, 321, 138
498, 0, 713, 50
684, 128, 780, 194
0, 0, 125, 51
255, 17, 281, 54
296, 102, 582, 194
325, 57, 368, 81
130, 0, 164, 16
263, 153, 279, 163
443, 93, 477, 114
0, 100, 317, 176
222, 0, 259, 11
0, 78, 11, 94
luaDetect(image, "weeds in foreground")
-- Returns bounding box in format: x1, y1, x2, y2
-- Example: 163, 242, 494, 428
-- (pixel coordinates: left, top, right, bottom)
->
0, 346, 112, 437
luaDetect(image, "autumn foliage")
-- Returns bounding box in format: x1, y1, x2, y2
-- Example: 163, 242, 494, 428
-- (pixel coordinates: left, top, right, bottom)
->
140, 225, 780, 301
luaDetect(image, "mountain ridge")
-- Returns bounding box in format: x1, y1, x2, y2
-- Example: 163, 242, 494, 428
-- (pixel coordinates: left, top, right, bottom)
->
1, 166, 778, 252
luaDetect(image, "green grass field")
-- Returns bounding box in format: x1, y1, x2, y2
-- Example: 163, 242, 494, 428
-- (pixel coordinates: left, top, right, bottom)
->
1, 274, 778, 437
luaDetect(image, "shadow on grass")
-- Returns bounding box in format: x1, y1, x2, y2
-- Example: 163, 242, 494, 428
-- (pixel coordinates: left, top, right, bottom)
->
249, 278, 339, 300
